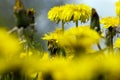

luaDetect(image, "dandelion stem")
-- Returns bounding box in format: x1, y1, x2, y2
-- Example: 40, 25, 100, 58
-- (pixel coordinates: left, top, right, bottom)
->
76, 20, 78, 28
108, 27, 114, 53
62, 20, 64, 31
110, 32, 113, 53
107, 26, 114, 53
97, 43, 102, 50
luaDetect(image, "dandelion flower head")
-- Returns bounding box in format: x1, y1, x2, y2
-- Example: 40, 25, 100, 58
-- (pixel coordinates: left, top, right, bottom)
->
57, 26, 100, 50
100, 17, 119, 28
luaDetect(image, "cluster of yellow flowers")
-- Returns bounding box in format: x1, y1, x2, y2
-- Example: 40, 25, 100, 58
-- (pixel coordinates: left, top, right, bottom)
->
0, 26, 120, 80
100, 17, 119, 28
48, 4, 91, 23
115, 0, 120, 17
2, 0, 120, 80
23, 54, 120, 80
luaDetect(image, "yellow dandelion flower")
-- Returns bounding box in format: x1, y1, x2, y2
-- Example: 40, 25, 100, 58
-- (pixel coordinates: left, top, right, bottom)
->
73, 5, 81, 21
48, 4, 91, 23
114, 38, 120, 48
48, 6, 63, 23
115, 0, 120, 17
57, 26, 100, 52
77, 4, 91, 23
0, 28, 20, 57
39, 57, 69, 80
61, 4, 91, 23
60, 4, 75, 22
100, 17, 119, 28
42, 28, 63, 41
0, 28, 22, 73
103, 54, 120, 78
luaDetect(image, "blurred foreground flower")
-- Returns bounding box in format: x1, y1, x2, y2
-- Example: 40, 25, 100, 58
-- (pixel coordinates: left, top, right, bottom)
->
24, 54, 120, 80
0, 28, 22, 78
0, 28, 20, 58
56, 26, 100, 56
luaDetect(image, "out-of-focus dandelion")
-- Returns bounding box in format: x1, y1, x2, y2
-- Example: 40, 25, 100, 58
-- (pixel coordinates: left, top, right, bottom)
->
115, 0, 120, 27
22, 53, 120, 80
0, 28, 23, 79
0, 28, 20, 58
42, 28, 66, 57
115, 0, 120, 17
102, 54, 120, 80
57, 26, 100, 57
42, 28, 63, 41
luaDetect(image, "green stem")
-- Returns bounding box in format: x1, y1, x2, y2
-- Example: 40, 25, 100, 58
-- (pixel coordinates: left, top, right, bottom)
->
62, 20, 64, 31
106, 26, 114, 54
110, 31, 113, 54
97, 43, 102, 50
76, 20, 78, 28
